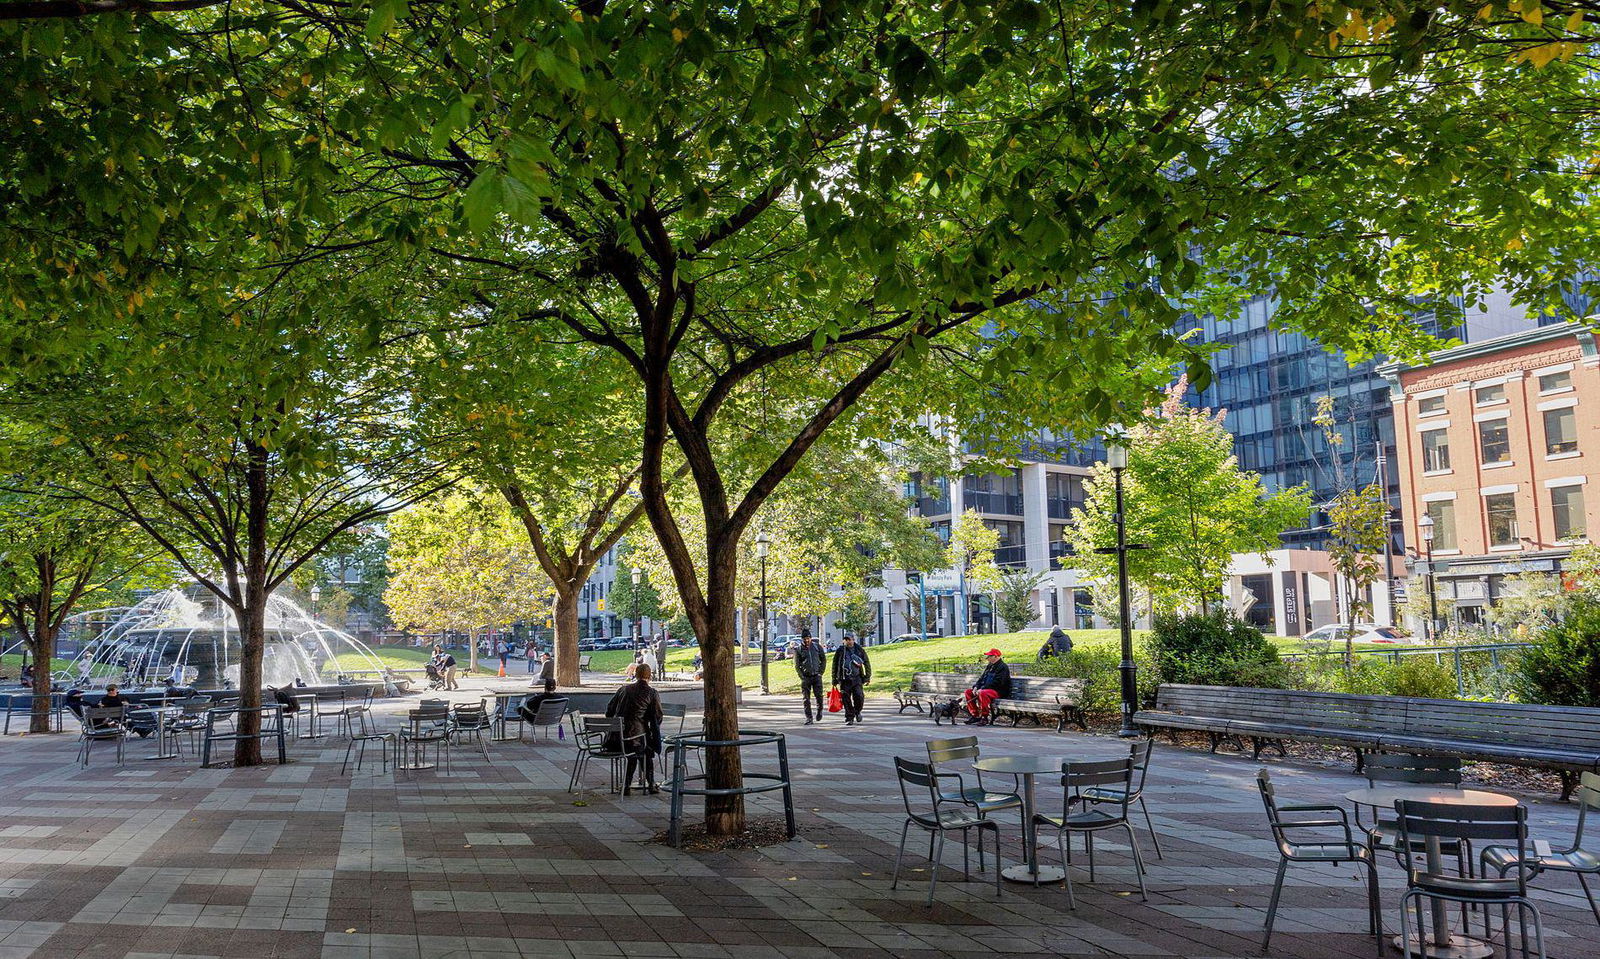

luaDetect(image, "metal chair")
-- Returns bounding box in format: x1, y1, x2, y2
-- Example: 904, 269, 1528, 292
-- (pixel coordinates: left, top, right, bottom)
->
925, 736, 1023, 862
1033, 757, 1148, 909
76, 706, 127, 767
1361, 754, 1470, 869
659, 702, 700, 771
450, 702, 492, 759
1077, 737, 1162, 859
1395, 800, 1545, 959
166, 697, 212, 756
398, 706, 452, 774
1257, 768, 1382, 955
567, 715, 646, 794
340, 706, 398, 775
889, 757, 1002, 907
525, 696, 570, 741
1481, 769, 1600, 927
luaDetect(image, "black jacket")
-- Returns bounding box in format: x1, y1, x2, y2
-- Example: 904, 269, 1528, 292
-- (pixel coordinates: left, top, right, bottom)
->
831, 644, 871, 685
792, 642, 826, 678
606, 681, 663, 752
972, 660, 1012, 698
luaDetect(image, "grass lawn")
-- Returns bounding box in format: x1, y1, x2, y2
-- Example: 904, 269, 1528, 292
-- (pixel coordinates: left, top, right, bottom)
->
0, 654, 79, 676
328, 646, 434, 672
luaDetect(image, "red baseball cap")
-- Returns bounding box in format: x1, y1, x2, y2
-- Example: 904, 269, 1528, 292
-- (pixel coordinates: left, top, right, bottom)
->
985, 648, 1002, 657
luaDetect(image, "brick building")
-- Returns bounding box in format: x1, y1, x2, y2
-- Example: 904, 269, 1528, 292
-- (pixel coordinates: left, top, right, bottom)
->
1381, 322, 1600, 626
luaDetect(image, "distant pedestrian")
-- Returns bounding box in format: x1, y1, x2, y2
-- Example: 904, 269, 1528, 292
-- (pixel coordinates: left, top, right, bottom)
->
1037, 626, 1073, 661
792, 629, 825, 725
652, 634, 667, 677
439, 649, 459, 690
830, 634, 871, 726
497, 640, 510, 674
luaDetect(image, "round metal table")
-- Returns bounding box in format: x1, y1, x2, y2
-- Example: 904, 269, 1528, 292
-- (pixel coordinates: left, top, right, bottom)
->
1345, 784, 1518, 959
130, 706, 181, 761
974, 754, 1071, 884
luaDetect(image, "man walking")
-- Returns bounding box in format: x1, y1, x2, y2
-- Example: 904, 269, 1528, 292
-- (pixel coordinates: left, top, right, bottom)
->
830, 633, 871, 726
963, 648, 1012, 725
792, 629, 826, 725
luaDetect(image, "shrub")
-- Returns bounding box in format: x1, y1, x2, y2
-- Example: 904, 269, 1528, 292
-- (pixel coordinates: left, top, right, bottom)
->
1341, 658, 1457, 699
1511, 597, 1600, 707
1030, 643, 1159, 715
1148, 612, 1284, 688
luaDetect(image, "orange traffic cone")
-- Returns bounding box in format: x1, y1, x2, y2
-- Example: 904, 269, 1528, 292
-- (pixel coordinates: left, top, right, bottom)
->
498, 664, 506, 677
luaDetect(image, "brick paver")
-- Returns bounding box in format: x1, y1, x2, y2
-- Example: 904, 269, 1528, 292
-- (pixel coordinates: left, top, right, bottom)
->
0, 685, 1594, 959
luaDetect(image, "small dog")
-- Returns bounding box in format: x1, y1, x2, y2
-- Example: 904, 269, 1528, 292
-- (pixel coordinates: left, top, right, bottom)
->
930, 700, 962, 725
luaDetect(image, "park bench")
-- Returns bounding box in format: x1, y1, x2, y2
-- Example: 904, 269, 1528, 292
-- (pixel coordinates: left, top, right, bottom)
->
200, 704, 288, 767
579, 655, 591, 670
1135, 684, 1600, 799
894, 672, 971, 715
990, 676, 1087, 731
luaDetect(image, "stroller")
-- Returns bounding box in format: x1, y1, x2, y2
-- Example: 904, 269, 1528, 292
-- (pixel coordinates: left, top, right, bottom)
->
424, 662, 446, 691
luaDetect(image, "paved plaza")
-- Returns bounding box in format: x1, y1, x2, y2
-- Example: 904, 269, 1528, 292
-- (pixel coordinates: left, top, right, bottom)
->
0, 686, 1594, 959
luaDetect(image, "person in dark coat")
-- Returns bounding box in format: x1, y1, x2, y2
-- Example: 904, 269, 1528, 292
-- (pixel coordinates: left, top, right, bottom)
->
517, 654, 558, 723
792, 629, 826, 725
607, 663, 664, 794
963, 649, 1012, 725
830, 634, 871, 726
1037, 626, 1074, 661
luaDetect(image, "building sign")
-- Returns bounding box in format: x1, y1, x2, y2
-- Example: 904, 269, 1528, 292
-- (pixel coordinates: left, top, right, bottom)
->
1282, 577, 1302, 637
922, 568, 961, 591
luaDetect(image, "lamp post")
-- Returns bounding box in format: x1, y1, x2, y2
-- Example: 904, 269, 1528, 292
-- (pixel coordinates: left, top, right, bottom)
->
631, 567, 643, 646
1418, 513, 1438, 643
756, 531, 771, 694
310, 585, 321, 621
1097, 430, 1141, 738
583, 583, 592, 640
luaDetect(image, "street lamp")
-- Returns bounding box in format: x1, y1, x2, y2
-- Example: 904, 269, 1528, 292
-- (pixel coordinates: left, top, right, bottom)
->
310, 585, 321, 620
909, 504, 929, 640
756, 530, 771, 694
1096, 428, 1142, 738
1418, 512, 1439, 643
631, 567, 643, 645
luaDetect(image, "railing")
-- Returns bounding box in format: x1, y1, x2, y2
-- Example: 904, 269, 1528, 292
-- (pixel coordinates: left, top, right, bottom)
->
963, 490, 1024, 515
1281, 642, 1532, 698
665, 729, 796, 847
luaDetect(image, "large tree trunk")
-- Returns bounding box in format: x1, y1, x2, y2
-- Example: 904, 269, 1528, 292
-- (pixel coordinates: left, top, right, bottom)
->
28, 621, 56, 733
553, 587, 581, 687
698, 540, 745, 835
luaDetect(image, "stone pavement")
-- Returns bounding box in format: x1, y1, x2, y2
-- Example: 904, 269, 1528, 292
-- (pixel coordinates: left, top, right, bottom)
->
0, 686, 1595, 959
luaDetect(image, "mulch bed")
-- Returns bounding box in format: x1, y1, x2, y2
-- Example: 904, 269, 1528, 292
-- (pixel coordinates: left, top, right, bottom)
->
650, 816, 797, 851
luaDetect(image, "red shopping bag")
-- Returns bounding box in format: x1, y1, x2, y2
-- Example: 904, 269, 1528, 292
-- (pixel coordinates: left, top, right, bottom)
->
827, 687, 843, 713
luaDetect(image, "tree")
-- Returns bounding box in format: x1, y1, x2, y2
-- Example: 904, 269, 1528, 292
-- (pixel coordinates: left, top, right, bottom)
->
902, 582, 939, 638
833, 587, 878, 643
1314, 394, 1390, 664
605, 562, 662, 641
384, 491, 553, 664
995, 567, 1048, 633
17, 0, 1600, 836
947, 509, 1002, 632
0, 483, 163, 731
1069, 383, 1314, 614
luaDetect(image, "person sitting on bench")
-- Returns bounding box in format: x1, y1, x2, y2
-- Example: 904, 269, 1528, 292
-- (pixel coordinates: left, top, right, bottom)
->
963, 649, 1012, 726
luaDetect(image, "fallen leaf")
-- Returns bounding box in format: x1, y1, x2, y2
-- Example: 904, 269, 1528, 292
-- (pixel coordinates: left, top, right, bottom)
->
344, 928, 356, 934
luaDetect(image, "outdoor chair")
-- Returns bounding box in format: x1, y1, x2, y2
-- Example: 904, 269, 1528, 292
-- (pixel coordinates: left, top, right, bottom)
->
1257, 768, 1382, 955
1395, 799, 1545, 959
450, 702, 492, 760
889, 756, 1002, 907
1362, 754, 1471, 875
492, 694, 527, 741
1033, 756, 1148, 909
1076, 737, 1162, 859
399, 705, 452, 774
76, 706, 127, 767
165, 697, 212, 756
525, 696, 570, 741
925, 735, 1024, 859
341, 706, 398, 775
567, 714, 646, 795
1481, 770, 1600, 926
659, 702, 700, 772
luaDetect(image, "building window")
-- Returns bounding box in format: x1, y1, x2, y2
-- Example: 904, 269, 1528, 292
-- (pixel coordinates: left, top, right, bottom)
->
1486, 493, 1519, 547
1552, 485, 1587, 541
1539, 369, 1573, 394
1418, 394, 1446, 416
1544, 407, 1578, 455
1421, 429, 1451, 472
1426, 500, 1457, 551
1475, 383, 1506, 405
1478, 419, 1511, 464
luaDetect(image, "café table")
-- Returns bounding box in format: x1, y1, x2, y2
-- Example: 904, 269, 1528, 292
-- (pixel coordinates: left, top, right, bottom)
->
973, 754, 1072, 883
1344, 784, 1518, 959
485, 691, 526, 742
130, 705, 181, 761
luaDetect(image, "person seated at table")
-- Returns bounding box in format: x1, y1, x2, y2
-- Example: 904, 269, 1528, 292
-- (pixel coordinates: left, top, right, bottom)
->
95, 684, 154, 736
607, 663, 664, 795
963, 649, 1012, 726
269, 685, 302, 714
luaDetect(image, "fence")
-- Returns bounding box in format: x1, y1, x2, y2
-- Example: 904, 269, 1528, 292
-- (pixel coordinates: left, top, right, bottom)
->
1282, 642, 1532, 698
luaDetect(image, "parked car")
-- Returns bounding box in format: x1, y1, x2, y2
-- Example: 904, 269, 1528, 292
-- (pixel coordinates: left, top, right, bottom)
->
1302, 624, 1407, 645
889, 632, 935, 643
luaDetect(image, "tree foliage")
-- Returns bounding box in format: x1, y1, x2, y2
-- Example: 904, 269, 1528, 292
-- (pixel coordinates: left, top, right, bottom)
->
994, 566, 1047, 633
1069, 383, 1314, 614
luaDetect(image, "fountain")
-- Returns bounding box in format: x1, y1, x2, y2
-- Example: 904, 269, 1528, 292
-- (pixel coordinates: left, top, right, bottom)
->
49, 586, 391, 691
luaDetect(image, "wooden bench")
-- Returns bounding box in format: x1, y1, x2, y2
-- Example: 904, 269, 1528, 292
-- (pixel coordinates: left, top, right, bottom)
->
991, 677, 1087, 731
1135, 684, 1600, 799
894, 672, 971, 715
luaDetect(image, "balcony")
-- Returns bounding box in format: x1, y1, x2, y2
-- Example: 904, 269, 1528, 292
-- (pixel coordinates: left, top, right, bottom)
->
1046, 496, 1083, 520
965, 490, 1024, 515
993, 544, 1027, 567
